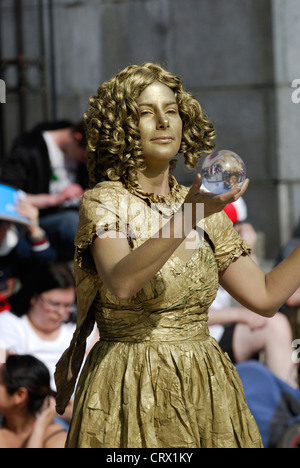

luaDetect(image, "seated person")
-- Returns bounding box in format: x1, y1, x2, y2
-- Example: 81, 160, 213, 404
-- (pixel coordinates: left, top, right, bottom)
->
275, 236, 300, 342
208, 199, 298, 388
236, 360, 300, 448
0, 261, 76, 390
0, 194, 56, 310
0, 121, 89, 261
0, 354, 67, 448
0, 261, 98, 422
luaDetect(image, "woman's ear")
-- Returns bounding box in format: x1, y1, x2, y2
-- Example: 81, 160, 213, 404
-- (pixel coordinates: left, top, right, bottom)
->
13, 386, 29, 408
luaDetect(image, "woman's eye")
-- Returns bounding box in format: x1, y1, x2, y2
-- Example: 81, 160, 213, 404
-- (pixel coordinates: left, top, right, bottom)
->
140, 110, 152, 116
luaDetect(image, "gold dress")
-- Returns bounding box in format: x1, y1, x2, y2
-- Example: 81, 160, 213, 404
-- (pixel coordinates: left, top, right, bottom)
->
55, 176, 263, 448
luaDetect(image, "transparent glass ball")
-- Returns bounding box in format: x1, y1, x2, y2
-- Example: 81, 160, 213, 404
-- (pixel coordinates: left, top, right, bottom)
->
201, 149, 246, 194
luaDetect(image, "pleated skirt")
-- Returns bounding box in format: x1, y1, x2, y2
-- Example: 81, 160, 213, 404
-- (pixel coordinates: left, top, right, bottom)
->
66, 337, 263, 448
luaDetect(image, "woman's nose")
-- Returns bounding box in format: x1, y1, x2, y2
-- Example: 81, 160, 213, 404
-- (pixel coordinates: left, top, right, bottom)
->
157, 114, 169, 129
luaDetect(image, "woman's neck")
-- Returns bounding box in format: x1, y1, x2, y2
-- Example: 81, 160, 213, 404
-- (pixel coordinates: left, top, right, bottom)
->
0, 411, 36, 448
137, 168, 170, 196
2, 410, 35, 435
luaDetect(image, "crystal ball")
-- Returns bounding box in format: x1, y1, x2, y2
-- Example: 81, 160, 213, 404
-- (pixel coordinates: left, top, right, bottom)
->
201, 149, 246, 194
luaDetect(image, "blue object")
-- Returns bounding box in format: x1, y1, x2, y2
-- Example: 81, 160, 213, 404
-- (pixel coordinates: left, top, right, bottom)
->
0, 184, 30, 225
236, 360, 300, 447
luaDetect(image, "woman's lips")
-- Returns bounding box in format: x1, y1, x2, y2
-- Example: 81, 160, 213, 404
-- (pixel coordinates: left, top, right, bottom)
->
151, 136, 173, 142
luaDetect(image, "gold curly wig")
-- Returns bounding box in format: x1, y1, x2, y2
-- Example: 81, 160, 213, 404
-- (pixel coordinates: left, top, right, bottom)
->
85, 62, 216, 188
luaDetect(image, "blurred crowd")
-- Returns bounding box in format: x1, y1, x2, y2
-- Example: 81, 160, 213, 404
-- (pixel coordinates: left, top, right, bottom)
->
0, 121, 97, 448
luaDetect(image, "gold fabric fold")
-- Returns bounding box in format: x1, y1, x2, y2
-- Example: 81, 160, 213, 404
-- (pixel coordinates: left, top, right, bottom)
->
66, 338, 262, 448
55, 179, 261, 448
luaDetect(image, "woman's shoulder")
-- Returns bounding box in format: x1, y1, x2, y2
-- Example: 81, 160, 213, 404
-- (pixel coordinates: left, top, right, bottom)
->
0, 310, 24, 325
82, 181, 128, 201
79, 181, 130, 216
0, 312, 28, 353
43, 421, 67, 448
79, 181, 130, 223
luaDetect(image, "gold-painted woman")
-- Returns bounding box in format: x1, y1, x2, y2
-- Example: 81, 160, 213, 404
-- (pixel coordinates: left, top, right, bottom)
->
55, 63, 300, 448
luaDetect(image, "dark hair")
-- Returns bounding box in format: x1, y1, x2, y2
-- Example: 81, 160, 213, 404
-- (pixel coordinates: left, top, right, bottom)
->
2, 355, 52, 415
10, 261, 75, 317
31, 120, 86, 147
72, 120, 87, 148
32, 120, 74, 133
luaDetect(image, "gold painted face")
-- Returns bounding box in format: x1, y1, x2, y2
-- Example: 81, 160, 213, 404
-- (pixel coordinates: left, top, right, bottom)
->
137, 81, 183, 170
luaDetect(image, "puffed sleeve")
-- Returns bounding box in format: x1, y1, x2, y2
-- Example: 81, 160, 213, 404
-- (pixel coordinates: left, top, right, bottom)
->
204, 210, 251, 272
74, 181, 132, 274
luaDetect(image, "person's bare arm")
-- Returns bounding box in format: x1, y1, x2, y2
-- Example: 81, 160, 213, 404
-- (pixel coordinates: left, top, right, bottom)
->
26, 184, 84, 210
26, 397, 66, 449
219, 245, 300, 317
208, 307, 267, 329
90, 175, 249, 301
